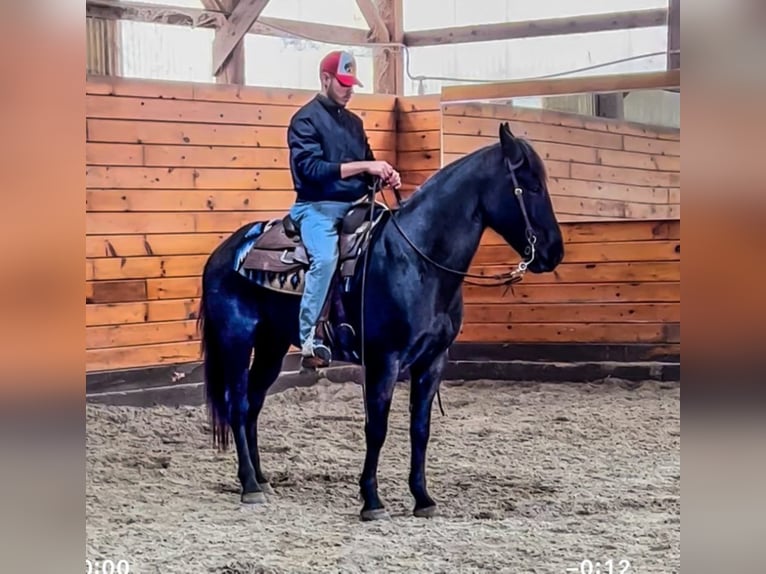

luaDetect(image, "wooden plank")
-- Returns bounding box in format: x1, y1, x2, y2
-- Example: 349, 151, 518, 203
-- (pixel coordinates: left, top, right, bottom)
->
443, 134, 598, 164
143, 144, 286, 168
86, 297, 200, 326
87, 0, 225, 30
397, 95, 441, 112
141, 144, 394, 169
87, 189, 294, 212
397, 130, 441, 152
571, 163, 680, 188
355, 0, 390, 41
463, 302, 680, 324
86, 95, 396, 131
86, 75, 394, 109
405, 8, 668, 47
86, 341, 202, 372
476, 220, 680, 246
397, 150, 440, 171
471, 240, 680, 265
398, 110, 441, 132
89, 280, 147, 304
146, 278, 202, 299
442, 102, 680, 140
212, 0, 271, 76
87, 319, 198, 349
441, 70, 680, 103
87, 143, 143, 165
208, 0, 245, 84
623, 135, 680, 157
549, 179, 671, 204
461, 282, 680, 305
92, 255, 208, 280
668, 0, 680, 70
596, 149, 680, 172
551, 195, 677, 220
470, 261, 680, 284
442, 114, 624, 150
87, 211, 283, 234
458, 322, 679, 343
86, 233, 228, 258
87, 119, 396, 149
86, 166, 295, 190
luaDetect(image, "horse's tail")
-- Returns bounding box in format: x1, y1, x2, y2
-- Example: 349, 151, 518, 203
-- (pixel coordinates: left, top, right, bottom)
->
197, 287, 231, 452
197, 220, 268, 451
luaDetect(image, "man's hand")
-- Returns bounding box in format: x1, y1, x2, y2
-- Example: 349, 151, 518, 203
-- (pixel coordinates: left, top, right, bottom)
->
385, 170, 401, 190
364, 161, 395, 180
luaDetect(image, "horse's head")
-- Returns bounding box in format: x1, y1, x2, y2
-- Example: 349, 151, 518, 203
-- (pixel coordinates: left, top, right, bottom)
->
479, 122, 564, 273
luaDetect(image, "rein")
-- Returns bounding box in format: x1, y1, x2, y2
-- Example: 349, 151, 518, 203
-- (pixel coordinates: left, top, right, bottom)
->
378, 157, 537, 288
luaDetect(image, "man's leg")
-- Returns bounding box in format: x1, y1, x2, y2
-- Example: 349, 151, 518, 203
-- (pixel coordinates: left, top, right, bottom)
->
289, 201, 348, 365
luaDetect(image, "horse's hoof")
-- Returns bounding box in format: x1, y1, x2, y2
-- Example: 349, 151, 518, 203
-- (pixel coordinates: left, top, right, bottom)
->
258, 482, 275, 495
413, 505, 437, 518
241, 491, 267, 505
360, 508, 390, 521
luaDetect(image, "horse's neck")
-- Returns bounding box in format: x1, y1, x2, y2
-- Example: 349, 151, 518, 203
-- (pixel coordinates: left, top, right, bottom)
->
391, 168, 485, 274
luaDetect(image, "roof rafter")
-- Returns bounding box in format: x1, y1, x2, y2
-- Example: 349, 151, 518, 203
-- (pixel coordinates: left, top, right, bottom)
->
212, 0, 271, 76
404, 8, 669, 47
85, 1, 370, 46
355, 0, 391, 42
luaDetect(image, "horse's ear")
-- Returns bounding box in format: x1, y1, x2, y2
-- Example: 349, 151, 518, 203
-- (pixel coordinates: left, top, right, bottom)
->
499, 122, 523, 164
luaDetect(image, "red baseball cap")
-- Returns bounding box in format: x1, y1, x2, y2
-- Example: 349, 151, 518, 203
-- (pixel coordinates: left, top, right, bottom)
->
320, 50, 363, 88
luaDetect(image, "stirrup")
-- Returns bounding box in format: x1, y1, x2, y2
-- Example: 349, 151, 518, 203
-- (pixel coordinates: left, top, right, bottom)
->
301, 343, 332, 369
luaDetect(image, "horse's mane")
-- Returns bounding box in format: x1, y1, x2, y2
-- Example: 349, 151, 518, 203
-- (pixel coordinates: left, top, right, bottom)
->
398, 136, 547, 209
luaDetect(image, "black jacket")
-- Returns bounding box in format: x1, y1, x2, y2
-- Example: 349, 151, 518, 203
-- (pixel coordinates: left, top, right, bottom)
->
287, 94, 375, 204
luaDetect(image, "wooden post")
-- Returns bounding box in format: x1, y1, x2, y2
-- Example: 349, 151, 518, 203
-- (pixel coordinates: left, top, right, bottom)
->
86, 17, 120, 75
667, 0, 680, 70
373, 0, 404, 95
211, 0, 270, 80
211, 0, 245, 84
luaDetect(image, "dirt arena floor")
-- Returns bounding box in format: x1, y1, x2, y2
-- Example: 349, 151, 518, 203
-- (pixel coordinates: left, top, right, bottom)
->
86, 378, 680, 574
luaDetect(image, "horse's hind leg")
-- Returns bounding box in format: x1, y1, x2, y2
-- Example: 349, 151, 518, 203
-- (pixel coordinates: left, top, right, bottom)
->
246, 330, 291, 495
408, 351, 448, 518
223, 337, 267, 505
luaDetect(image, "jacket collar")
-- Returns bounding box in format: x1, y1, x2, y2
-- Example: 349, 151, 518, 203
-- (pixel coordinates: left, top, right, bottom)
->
316, 93, 344, 115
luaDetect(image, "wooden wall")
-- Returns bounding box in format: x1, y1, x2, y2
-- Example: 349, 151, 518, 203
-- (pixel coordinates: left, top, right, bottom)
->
86, 76, 396, 372
86, 82, 680, 374
393, 96, 680, 351
442, 102, 680, 221
396, 95, 441, 196
461, 220, 680, 347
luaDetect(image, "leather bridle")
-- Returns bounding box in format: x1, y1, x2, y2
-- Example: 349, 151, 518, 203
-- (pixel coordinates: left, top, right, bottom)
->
376, 157, 538, 287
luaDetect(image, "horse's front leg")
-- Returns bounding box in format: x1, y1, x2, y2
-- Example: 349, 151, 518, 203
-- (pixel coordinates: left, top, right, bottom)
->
408, 351, 447, 518
359, 356, 398, 521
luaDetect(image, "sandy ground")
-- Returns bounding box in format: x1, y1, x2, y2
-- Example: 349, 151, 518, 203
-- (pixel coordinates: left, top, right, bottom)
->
86, 378, 680, 574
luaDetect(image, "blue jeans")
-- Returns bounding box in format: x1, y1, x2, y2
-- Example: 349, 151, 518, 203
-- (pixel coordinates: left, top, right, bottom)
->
289, 200, 352, 348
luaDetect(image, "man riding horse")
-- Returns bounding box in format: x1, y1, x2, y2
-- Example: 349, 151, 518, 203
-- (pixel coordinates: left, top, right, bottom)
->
286, 50, 401, 369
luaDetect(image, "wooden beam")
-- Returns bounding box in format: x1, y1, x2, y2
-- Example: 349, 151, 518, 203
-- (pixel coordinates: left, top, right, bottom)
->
86, 0, 224, 28
212, 0, 270, 76
86, 1, 370, 45
373, 0, 403, 95
404, 8, 668, 47
440, 70, 681, 103
355, 0, 390, 42
667, 0, 680, 69
203, 0, 244, 84
253, 17, 370, 45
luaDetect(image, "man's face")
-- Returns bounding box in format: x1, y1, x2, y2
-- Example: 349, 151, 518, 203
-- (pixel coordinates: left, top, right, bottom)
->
322, 73, 354, 107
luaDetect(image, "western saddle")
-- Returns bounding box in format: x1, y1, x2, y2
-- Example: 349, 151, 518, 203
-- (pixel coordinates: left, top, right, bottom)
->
240, 198, 389, 296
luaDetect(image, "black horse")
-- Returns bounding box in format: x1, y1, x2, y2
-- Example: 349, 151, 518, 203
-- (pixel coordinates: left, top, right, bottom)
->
197, 122, 564, 520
